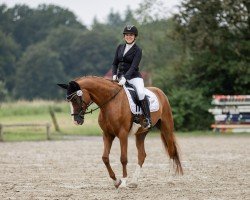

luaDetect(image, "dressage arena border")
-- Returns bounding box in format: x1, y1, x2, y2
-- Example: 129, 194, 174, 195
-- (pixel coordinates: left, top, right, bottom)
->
0, 123, 51, 141
0, 135, 249, 199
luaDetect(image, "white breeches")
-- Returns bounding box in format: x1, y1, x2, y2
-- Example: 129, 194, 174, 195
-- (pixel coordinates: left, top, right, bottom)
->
127, 78, 145, 100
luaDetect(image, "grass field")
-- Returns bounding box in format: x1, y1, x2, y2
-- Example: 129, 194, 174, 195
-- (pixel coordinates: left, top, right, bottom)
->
0, 100, 248, 141
0, 100, 102, 141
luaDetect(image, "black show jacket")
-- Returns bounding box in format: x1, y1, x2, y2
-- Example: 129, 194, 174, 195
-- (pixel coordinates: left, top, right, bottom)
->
112, 43, 142, 80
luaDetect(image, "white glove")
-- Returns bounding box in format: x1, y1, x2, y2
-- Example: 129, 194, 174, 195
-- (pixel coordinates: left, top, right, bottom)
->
112, 75, 117, 81
118, 77, 126, 86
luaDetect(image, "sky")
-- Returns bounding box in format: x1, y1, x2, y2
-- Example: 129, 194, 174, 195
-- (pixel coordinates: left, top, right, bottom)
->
2, 0, 182, 27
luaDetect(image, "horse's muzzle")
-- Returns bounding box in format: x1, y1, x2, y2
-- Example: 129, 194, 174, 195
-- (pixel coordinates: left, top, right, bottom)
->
74, 115, 84, 125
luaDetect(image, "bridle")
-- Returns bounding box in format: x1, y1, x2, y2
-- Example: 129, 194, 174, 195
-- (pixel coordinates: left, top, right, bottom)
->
66, 90, 92, 119
66, 87, 122, 119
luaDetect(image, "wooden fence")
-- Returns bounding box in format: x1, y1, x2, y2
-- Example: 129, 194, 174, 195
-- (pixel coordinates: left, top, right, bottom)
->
0, 123, 51, 142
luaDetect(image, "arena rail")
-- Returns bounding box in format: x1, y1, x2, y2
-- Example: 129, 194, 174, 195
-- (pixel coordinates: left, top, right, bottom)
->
0, 123, 51, 142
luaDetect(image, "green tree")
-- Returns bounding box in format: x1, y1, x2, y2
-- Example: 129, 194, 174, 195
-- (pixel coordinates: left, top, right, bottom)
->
0, 4, 13, 33
107, 9, 123, 27
167, 0, 250, 130
0, 30, 20, 92
136, 0, 168, 24
14, 43, 66, 99
0, 81, 8, 102
123, 6, 137, 25
139, 19, 182, 74
174, 0, 250, 96
43, 25, 85, 79
2, 4, 86, 50
70, 25, 119, 77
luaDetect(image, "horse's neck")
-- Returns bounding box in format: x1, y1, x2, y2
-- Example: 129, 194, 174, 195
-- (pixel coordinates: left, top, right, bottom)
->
78, 77, 119, 106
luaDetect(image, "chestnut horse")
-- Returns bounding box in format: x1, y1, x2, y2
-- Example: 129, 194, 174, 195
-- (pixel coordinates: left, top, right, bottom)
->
58, 76, 183, 188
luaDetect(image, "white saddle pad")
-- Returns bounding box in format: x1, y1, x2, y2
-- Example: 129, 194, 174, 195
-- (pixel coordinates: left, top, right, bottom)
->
123, 86, 159, 115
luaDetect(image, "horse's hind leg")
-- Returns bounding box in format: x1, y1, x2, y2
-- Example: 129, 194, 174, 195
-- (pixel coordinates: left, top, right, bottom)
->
128, 132, 147, 188
102, 133, 119, 186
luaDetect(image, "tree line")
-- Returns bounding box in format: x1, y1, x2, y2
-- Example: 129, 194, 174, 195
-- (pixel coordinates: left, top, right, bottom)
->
0, 0, 249, 130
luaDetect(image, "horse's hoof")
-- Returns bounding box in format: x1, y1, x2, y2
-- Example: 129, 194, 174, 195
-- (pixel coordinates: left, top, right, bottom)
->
128, 182, 138, 188
114, 179, 122, 189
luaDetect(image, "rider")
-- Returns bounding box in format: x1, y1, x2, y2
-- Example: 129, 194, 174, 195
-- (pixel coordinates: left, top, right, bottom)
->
112, 25, 152, 128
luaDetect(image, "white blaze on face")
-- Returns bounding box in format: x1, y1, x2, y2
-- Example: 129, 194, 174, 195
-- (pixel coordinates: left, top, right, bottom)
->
69, 103, 78, 125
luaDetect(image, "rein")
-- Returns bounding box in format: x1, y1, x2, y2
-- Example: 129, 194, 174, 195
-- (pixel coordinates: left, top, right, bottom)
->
67, 86, 123, 117
85, 87, 123, 114
66, 90, 90, 117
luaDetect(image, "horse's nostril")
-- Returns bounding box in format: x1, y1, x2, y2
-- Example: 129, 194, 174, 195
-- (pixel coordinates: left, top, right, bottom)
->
73, 115, 84, 125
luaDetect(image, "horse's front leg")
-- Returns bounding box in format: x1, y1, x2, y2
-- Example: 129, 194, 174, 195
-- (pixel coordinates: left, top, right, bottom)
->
128, 132, 147, 188
118, 133, 128, 188
102, 134, 120, 187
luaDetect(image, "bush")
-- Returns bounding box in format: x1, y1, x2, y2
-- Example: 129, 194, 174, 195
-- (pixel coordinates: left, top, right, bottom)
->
169, 88, 212, 131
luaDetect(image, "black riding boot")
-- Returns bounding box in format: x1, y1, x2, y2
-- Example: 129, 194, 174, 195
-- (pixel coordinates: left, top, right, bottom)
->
140, 97, 152, 128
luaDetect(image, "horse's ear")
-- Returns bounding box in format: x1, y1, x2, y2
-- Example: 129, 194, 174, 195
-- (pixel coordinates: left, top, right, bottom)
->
57, 83, 68, 90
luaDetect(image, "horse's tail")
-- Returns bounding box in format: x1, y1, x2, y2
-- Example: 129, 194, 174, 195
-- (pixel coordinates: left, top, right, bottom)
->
158, 92, 183, 175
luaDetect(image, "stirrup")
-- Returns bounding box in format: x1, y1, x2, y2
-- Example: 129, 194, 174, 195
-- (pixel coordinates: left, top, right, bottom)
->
143, 118, 152, 129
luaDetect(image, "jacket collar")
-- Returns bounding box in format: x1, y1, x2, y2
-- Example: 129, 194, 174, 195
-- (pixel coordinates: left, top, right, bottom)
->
122, 43, 137, 57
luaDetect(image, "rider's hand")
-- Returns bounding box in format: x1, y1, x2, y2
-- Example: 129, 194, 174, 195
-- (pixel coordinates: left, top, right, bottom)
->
112, 75, 117, 81
118, 77, 126, 86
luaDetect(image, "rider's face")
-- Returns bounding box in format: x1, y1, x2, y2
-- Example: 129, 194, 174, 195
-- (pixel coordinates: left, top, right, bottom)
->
124, 33, 136, 44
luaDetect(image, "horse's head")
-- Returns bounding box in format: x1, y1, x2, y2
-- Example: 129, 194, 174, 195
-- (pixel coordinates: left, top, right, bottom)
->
57, 81, 92, 125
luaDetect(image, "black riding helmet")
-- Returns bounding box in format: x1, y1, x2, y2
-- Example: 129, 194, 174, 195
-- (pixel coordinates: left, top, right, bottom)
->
123, 25, 138, 37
